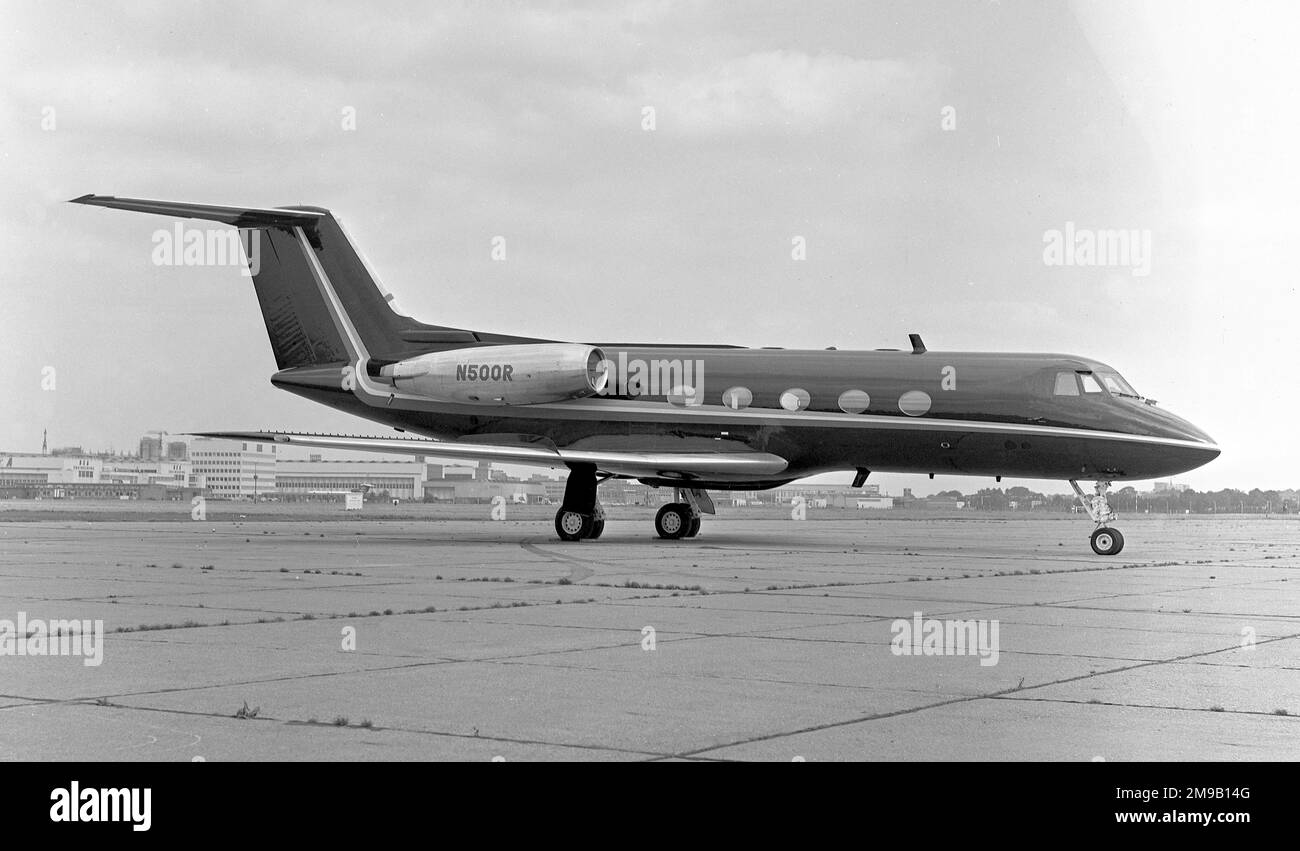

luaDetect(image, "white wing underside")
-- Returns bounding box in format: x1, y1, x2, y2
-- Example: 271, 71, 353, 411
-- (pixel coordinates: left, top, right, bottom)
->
194, 431, 790, 481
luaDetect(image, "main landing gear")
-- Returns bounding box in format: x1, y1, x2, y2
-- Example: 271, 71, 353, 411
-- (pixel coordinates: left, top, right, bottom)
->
553, 464, 606, 542
554, 504, 604, 541
552, 467, 713, 542
1070, 480, 1125, 555
653, 488, 712, 540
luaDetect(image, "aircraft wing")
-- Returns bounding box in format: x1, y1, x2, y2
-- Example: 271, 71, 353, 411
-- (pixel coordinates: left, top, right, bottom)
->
193, 431, 789, 480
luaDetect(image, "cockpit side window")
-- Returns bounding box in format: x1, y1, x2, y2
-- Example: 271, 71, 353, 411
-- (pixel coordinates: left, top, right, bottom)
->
1053, 372, 1079, 396
1078, 372, 1103, 393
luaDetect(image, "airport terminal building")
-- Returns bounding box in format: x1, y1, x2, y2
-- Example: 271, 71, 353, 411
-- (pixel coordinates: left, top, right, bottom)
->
0, 453, 206, 500
189, 437, 277, 499
276, 459, 427, 501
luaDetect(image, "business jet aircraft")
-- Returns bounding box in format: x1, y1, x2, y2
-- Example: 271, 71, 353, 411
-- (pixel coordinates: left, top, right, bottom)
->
72, 195, 1220, 554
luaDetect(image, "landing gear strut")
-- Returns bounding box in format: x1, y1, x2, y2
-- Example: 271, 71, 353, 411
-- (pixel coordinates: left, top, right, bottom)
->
1070, 480, 1124, 555
553, 464, 606, 542
654, 488, 712, 540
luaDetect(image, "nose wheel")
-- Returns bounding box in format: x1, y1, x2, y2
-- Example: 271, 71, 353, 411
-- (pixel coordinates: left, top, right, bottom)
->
1071, 480, 1124, 556
1089, 526, 1124, 555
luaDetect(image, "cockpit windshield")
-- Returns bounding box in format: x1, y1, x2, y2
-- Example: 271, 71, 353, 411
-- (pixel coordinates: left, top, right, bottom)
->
1096, 371, 1140, 398
1050, 369, 1143, 400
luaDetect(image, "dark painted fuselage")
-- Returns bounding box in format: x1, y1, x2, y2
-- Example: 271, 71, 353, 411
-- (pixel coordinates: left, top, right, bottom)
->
272, 344, 1220, 489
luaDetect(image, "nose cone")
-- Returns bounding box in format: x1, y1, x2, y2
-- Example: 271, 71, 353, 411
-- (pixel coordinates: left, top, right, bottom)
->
1139, 404, 1221, 474
1149, 405, 1217, 447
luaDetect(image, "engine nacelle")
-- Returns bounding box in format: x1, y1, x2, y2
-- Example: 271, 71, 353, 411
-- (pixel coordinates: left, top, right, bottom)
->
378, 344, 608, 405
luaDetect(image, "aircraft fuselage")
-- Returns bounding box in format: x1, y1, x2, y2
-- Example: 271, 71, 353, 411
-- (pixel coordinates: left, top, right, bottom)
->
271, 345, 1219, 488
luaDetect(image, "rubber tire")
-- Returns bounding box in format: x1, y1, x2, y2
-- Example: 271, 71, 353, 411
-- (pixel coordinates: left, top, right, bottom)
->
588, 518, 605, 540
655, 504, 690, 539
685, 515, 701, 538
555, 509, 593, 542
1090, 527, 1124, 556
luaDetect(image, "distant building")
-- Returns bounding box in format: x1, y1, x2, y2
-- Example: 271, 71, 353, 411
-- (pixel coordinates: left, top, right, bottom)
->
189, 437, 277, 499
0, 453, 200, 500
166, 441, 188, 460
138, 436, 162, 461
276, 459, 426, 500
103, 458, 203, 490
542, 480, 567, 504
0, 454, 102, 485
751, 484, 894, 509
423, 480, 546, 504
593, 479, 658, 506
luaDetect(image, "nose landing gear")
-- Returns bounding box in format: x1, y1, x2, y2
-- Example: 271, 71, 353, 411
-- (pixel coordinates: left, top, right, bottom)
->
1089, 526, 1124, 556
1070, 480, 1124, 555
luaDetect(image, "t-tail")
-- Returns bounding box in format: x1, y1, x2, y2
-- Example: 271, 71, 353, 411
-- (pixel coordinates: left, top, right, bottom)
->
69, 195, 538, 375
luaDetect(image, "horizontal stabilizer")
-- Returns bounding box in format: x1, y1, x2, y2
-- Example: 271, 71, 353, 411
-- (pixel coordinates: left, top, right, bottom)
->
193, 431, 789, 480
69, 195, 324, 228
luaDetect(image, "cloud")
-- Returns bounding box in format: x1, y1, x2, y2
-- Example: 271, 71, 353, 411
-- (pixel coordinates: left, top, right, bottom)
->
632, 49, 948, 137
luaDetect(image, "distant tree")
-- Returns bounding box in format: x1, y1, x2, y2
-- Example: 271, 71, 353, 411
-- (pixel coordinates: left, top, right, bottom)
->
971, 488, 1008, 511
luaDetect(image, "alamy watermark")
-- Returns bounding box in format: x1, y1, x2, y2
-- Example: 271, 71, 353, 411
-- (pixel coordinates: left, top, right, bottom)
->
1042, 222, 1151, 277
890, 611, 999, 667
50, 782, 150, 831
152, 224, 261, 276
0, 612, 103, 666
597, 352, 705, 405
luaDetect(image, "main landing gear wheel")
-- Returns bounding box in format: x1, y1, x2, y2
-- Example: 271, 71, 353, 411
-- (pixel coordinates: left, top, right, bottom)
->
685, 515, 701, 538
655, 504, 691, 539
1090, 527, 1124, 556
554, 509, 593, 542
588, 517, 605, 539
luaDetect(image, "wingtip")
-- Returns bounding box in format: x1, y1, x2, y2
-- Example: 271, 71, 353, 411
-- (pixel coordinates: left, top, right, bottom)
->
68, 193, 99, 204
189, 430, 289, 443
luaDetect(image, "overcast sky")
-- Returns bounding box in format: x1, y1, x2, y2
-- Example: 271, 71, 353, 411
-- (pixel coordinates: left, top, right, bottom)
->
2, 0, 1296, 493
